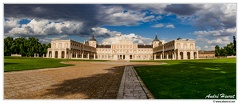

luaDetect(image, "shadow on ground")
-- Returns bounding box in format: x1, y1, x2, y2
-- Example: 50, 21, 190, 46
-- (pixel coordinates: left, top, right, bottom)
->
42, 66, 124, 99
135, 61, 236, 99
4, 63, 19, 66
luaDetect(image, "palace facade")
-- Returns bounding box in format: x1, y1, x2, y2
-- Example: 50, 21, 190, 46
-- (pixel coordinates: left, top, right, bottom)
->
47, 35, 198, 60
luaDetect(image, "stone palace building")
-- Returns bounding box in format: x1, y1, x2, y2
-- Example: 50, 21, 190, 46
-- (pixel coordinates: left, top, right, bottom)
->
47, 35, 198, 60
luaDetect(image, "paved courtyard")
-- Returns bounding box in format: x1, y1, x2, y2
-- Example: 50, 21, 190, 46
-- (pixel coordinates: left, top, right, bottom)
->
4, 61, 159, 99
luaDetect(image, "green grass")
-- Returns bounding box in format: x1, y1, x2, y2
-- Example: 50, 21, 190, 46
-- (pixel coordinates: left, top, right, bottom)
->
134, 58, 236, 99
4, 56, 107, 72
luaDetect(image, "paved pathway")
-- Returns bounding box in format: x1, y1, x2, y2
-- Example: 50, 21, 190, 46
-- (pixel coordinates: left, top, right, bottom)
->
117, 66, 154, 99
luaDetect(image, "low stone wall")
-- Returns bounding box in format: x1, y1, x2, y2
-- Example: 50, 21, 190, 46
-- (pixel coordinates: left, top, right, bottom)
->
11, 54, 22, 57
227, 56, 236, 58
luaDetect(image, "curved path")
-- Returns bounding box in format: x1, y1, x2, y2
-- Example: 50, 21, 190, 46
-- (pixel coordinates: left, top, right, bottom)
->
4, 61, 160, 99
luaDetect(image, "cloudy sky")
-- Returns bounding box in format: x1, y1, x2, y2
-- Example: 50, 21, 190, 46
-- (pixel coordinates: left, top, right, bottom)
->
4, 4, 236, 50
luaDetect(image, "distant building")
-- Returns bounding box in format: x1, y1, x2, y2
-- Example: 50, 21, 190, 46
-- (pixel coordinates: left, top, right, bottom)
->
47, 35, 199, 60
153, 37, 198, 60
198, 51, 215, 59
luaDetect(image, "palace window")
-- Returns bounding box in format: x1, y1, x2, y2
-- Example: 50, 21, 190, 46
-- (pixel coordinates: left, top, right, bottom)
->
190, 44, 193, 49
177, 43, 180, 49
53, 43, 56, 48
184, 44, 187, 49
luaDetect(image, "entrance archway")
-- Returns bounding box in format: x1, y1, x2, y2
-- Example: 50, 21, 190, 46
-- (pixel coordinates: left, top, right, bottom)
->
194, 52, 197, 59
61, 51, 65, 58
55, 51, 58, 58
187, 52, 190, 59
180, 52, 183, 60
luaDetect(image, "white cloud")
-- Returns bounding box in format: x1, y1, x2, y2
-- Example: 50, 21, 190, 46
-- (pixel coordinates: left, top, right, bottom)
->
97, 6, 158, 26
197, 36, 231, 45
101, 33, 153, 45
91, 27, 153, 45
194, 27, 235, 50
204, 46, 208, 49
203, 45, 215, 51
152, 23, 175, 28
152, 23, 164, 28
195, 46, 201, 50
194, 27, 236, 37
4, 18, 20, 33
5, 19, 84, 37
91, 27, 121, 37
195, 27, 236, 51
165, 24, 175, 28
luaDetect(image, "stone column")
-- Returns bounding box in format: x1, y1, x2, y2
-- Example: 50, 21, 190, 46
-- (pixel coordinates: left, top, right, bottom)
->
172, 53, 175, 60
190, 51, 194, 59
163, 51, 164, 59
70, 52, 72, 59
76, 52, 78, 58
64, 50, 67, 59
173, 52, 175, 60
196, 51, 199, 59
166, 53, 169, 60
58, 51, 61, 58
94, 53, 96, 59
183, 51, 187, 60
82, 53, 84, 59
154, 54, 156, 60
178, 51, 180, 60
87, 53, 89, 59
160, 53, 162, 59
52, 50, 55, 58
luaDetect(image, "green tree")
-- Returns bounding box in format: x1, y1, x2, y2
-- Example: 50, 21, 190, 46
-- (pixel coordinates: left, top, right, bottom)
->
220, 48, 227, 56
215, 42, 236, 56
4, 36, 51, 57
215, 45, 221, 56
225, 43, 235, 56
233, 36, 236, 51
4, 37, 14, 56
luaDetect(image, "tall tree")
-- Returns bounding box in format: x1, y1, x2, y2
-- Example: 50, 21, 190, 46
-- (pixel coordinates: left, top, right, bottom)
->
4, 37, 14, 56
233, 36, 236, 52
215, 45, 221, 56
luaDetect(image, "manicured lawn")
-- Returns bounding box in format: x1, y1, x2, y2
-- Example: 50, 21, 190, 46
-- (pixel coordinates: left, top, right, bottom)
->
134, 58, 236, 99
4, 56, 107, 72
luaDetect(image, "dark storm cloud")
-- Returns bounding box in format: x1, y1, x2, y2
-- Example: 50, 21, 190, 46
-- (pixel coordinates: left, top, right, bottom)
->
194, 4, 236, 30
4, 4, 98, 21
164, 4, 201, 15
195, 12, 236, 30
4, 4, 100, 36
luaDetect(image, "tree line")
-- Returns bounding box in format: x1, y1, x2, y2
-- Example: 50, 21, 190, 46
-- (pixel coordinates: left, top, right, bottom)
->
215, 36, 236, 57
4, 37, 51, 57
